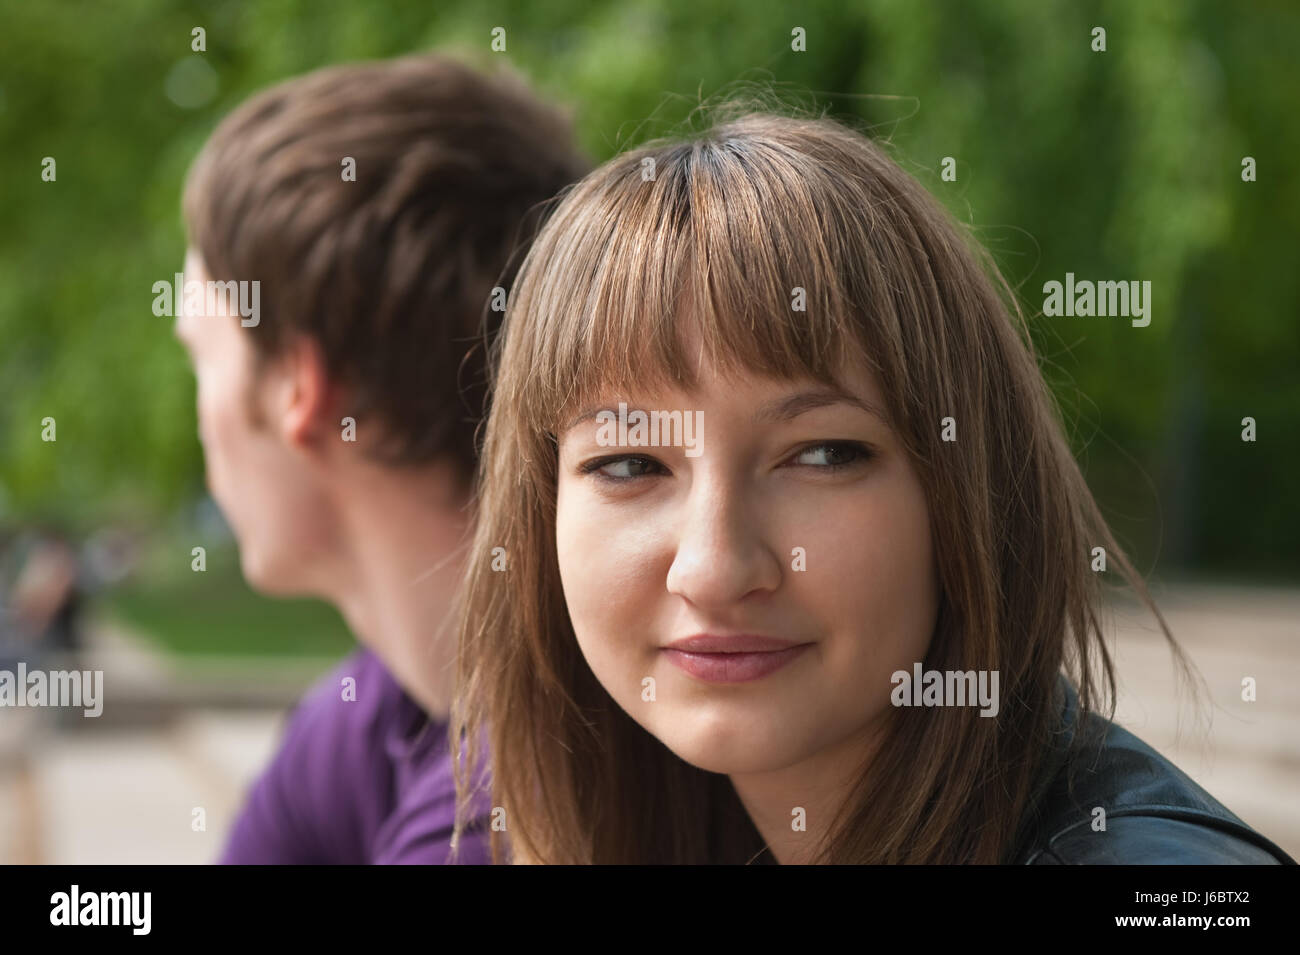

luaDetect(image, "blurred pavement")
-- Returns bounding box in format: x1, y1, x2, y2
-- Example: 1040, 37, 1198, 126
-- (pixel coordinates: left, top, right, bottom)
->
0, 582, 1296, 863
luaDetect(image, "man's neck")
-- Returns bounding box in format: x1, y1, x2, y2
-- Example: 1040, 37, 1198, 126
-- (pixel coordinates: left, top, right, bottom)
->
323, 461, 472, 721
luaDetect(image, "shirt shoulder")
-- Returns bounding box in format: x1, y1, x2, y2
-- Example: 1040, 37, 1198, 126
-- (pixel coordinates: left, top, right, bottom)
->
219, 647, 407, 864
370, 704, 495, 865
1013, 680, 1296, 866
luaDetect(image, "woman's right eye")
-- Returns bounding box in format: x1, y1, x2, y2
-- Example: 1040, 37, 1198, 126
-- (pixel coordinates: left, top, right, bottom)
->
579, 455, 667, 481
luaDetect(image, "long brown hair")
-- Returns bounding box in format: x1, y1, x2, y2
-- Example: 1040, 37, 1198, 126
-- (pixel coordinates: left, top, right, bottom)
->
449, 107, 1199, 863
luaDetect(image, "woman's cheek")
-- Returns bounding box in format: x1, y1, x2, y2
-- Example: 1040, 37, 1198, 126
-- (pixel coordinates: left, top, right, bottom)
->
555, 483, 600, 609
781, 474, 937, 677
835, 481, 938, 675
557, 486, 668, 683
556, 488, 622, 649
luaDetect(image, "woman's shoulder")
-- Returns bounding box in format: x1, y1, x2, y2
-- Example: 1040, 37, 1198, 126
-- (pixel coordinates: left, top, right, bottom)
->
1012, 679, 1296, 865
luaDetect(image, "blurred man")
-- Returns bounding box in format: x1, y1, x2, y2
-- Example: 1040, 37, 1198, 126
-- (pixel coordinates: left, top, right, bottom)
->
7, 532, 82, 661
174, 54, 589, 863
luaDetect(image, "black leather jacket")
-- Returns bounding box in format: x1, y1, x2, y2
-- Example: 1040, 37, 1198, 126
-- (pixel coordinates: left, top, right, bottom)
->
1010, 676, 1295, 864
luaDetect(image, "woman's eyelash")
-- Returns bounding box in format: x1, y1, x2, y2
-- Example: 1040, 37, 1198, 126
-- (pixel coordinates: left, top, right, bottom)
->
789, 441, 875, 471
577, 442, 874, 481
578, 455, 667, 481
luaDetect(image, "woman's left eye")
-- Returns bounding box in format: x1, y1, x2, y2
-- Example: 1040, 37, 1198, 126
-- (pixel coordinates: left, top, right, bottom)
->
789, 441, 873, 470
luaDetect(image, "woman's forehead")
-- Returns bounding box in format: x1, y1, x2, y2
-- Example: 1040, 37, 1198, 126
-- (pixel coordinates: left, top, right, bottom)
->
555, 355, 888, 430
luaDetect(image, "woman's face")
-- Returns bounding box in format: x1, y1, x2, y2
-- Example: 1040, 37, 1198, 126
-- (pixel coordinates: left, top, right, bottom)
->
554, 340, 942, 776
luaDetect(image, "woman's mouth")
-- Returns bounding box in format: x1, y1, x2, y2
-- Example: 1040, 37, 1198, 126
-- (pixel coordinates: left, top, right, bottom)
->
661, 634, 813, 683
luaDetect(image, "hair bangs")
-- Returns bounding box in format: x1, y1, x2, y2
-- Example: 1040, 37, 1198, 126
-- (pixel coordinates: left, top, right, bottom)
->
506, 130, 875, 438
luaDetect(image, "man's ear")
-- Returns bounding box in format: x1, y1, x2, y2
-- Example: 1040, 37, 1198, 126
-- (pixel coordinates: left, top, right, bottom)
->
280, 333, 340, 451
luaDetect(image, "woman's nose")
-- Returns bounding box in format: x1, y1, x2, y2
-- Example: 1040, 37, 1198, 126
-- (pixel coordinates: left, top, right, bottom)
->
663, 477, 784, 609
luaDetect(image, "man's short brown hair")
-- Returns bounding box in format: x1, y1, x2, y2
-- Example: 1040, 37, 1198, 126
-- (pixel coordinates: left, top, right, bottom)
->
182, 54, 590, 484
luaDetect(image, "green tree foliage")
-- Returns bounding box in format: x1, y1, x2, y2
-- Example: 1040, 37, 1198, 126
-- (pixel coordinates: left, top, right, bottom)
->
1, 0, 1296, 575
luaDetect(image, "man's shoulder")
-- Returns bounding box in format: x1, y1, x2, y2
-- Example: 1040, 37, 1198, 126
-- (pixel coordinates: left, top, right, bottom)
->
287, 646, 404, 734
220, 646, 446, 864
1015, 702, 1295, 865
261, 646, 414, 799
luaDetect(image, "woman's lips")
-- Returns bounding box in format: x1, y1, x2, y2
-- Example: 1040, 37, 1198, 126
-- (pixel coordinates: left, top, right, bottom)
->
662, 636, 813, 683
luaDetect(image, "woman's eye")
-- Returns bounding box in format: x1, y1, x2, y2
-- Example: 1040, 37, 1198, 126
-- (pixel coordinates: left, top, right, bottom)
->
579, 455, 666, 481
790, 441, 873, 470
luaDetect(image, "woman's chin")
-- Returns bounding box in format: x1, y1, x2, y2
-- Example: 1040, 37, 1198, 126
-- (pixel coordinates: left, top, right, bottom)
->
660, 728, 801, 777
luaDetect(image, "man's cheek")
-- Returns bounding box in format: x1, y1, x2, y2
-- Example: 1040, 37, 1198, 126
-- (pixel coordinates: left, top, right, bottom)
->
197, 398, 240, 480
195, 403, 218, 456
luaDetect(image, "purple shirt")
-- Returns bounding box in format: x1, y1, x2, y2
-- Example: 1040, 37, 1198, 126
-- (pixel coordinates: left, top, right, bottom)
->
219, 647, 493, 864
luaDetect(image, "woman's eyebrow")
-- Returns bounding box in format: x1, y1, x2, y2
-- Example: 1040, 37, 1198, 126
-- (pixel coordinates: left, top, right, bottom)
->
563, 390, 889, 433
755, 389, 890, 426
562, 405, 650, 433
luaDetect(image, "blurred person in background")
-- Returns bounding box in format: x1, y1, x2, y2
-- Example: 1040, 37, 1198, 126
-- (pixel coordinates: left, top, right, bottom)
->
174, 53, 590, 864
5, 529, 84, 665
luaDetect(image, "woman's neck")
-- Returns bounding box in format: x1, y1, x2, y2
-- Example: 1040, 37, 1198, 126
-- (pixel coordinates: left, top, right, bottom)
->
728, 721, 885, 864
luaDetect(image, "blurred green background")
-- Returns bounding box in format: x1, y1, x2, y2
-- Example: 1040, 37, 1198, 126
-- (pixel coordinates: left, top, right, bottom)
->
1, 0, 1297, 655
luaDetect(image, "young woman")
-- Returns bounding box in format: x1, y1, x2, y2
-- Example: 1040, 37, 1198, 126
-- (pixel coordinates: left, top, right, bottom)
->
449, 110, 1295, 864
